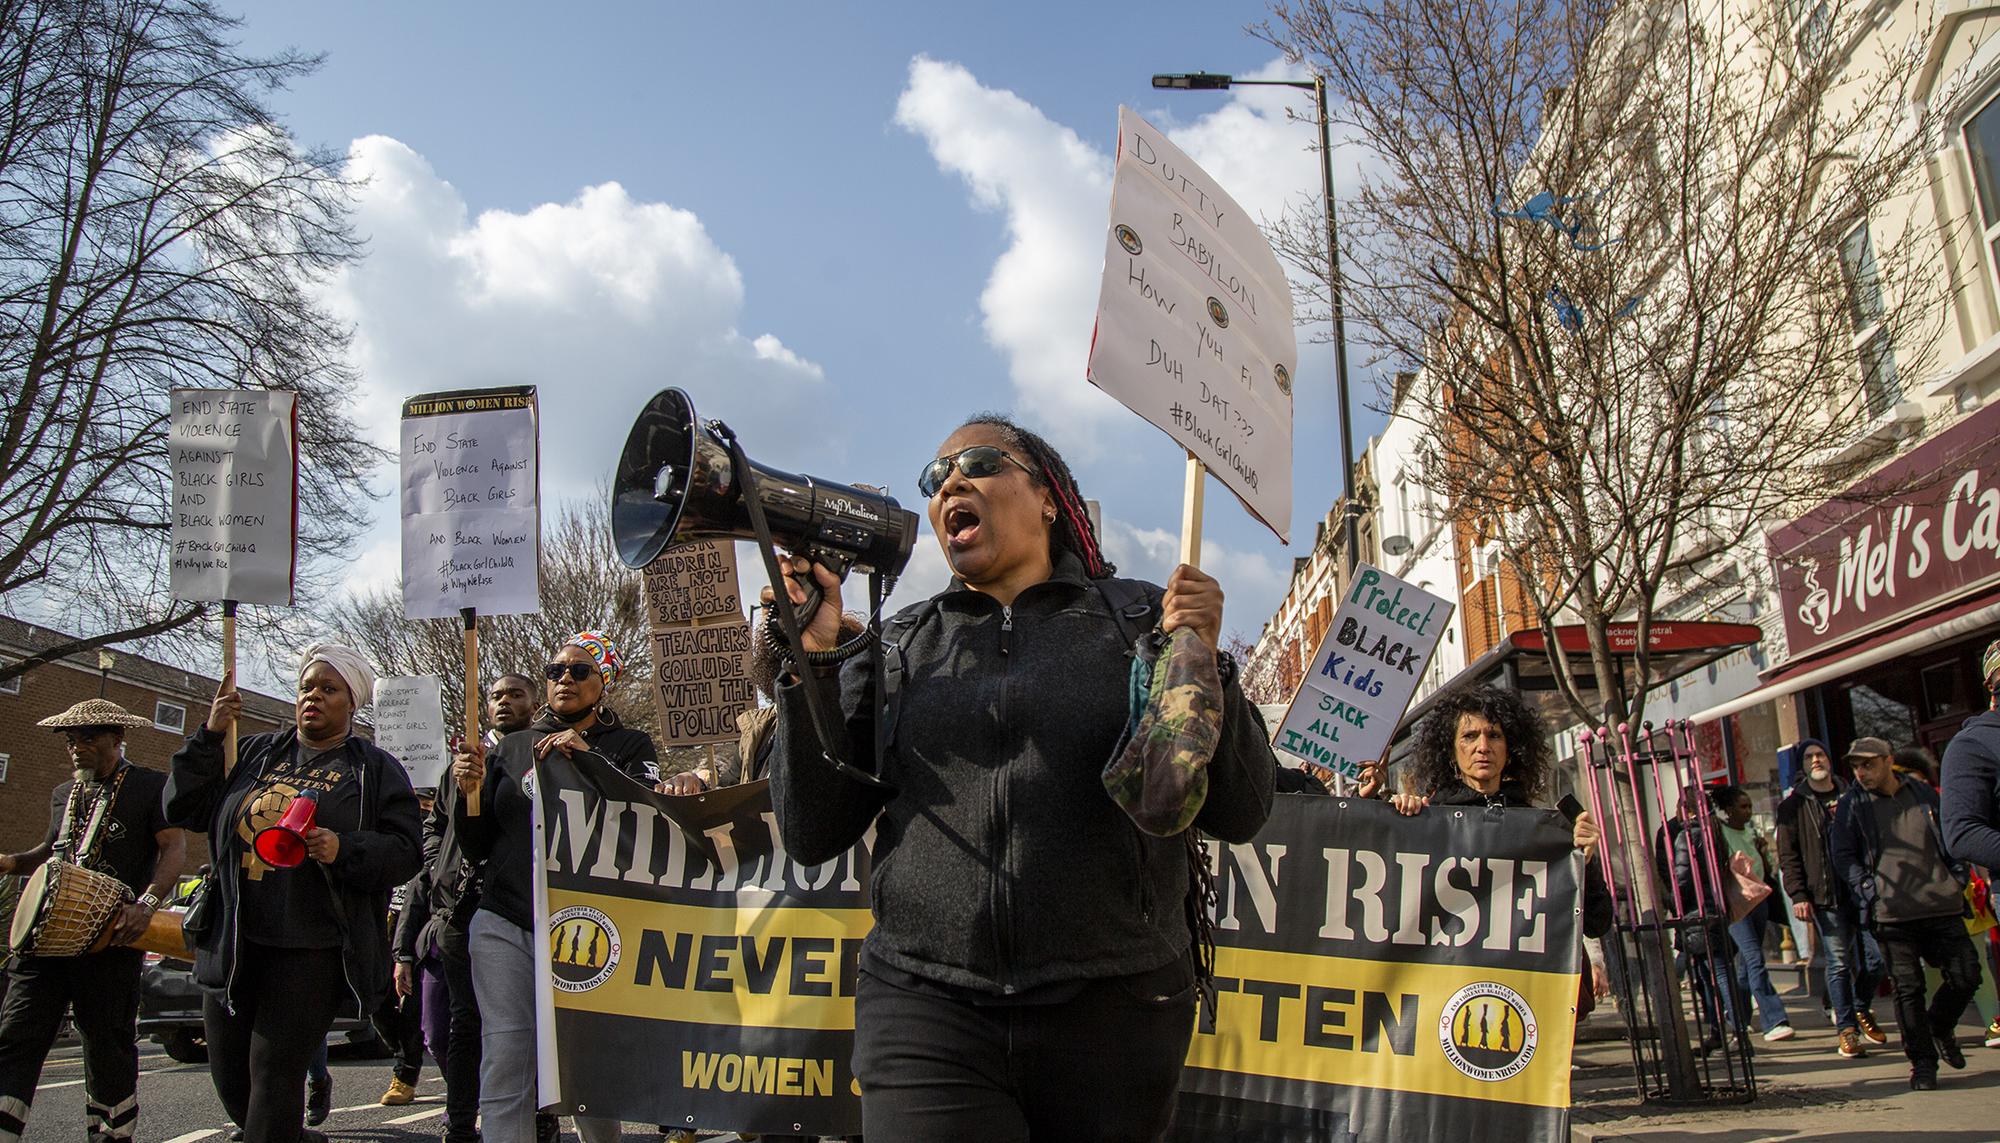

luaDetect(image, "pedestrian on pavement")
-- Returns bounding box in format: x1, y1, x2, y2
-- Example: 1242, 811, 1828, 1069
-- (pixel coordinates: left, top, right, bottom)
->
1775, 739, 1888, 1058
167, 645, 424, 1143
452, 635, 658, 1143
1710, 785, 1796, 1043
1830, 736, 1982, 1090
768, 415, 1276, 1142
0, 699, 187, 1143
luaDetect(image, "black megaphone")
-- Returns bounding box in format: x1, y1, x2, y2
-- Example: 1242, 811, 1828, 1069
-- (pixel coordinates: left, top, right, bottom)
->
610, 389, 918, 588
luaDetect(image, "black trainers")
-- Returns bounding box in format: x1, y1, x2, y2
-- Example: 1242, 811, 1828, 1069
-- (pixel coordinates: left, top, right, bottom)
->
1911, 1069, 1939, 1090
1938, 1030, 1968, 1070
307, 1074, 332, 1125
229, 1130, 244, 1142
536, 1112, 559, 1143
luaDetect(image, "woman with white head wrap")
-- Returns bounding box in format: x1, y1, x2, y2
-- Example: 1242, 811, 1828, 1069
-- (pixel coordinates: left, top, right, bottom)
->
165, 642, 422, 1143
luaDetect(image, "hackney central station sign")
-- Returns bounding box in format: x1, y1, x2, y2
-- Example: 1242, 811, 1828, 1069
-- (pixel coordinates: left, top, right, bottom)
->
1768, 400, 2000, 662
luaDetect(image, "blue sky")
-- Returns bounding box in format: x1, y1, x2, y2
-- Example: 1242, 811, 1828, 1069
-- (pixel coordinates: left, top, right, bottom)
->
233, 1, 1387, 644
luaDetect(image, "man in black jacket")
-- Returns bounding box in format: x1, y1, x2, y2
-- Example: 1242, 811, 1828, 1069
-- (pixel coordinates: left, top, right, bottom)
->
1775, 739, 1886, 1057
1830, 737, 1980, 1090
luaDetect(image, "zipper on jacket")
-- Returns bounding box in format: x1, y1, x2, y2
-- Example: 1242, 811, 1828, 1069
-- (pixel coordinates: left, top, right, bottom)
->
999, 605, 1013, 656
995, 601, 1017, 991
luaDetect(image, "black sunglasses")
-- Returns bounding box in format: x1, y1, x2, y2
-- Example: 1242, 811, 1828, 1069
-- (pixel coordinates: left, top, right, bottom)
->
544, 662, 597, 683
917, 446, 1034, 499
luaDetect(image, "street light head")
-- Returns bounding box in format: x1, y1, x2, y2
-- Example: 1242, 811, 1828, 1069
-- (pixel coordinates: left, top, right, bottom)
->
1152, 72, 1232, 90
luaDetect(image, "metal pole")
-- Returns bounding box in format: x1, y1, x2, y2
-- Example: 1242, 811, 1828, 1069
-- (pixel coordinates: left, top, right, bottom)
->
1316, 75, 1360, 575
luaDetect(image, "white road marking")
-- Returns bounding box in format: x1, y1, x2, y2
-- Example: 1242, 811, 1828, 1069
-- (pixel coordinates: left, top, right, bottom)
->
37, 1067, 168, 1092
385, 1106, 448, 1125
161, 1131, 221, 1143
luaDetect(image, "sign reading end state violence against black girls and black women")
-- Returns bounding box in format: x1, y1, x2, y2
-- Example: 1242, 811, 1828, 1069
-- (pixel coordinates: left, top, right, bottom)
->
399, 386, 541, 621
532, 756, 1581, 1143
169, 388, 299, 606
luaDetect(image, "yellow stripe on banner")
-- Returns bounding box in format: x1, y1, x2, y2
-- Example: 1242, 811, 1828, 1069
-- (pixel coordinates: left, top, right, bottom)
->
1190, 945, 1579, 1109
546, 888, 873, 1031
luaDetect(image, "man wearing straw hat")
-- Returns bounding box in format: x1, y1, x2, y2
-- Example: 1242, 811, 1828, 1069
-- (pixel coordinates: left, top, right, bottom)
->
0, 698, 186, 1143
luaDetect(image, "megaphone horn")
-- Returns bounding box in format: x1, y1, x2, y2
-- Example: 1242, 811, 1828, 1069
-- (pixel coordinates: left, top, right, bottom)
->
611, 389, 919, 593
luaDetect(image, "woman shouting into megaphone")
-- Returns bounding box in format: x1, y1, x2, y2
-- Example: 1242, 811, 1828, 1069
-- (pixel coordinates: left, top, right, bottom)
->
766, 416, 1277, 1142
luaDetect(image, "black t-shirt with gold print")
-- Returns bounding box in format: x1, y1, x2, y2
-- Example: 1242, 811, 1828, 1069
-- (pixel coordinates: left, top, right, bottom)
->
235, 743, 361, 949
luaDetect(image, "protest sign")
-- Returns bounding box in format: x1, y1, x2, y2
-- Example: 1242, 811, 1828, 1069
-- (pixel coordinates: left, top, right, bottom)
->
400, 386, 541, 620
169, 389, 298, 605
649, 621, 755, 746
1087, 106, 1296, 543
534, 766, 1580, 1143
371, 675, 448, 788
1276, 564, 1455, 779
642, 542, 743, 627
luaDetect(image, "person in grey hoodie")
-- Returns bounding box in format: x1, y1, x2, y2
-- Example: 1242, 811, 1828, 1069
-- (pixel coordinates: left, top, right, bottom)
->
769, 415, 1276, 1142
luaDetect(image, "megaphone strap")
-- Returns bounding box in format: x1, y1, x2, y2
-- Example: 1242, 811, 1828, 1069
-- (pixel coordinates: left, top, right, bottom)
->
723, 423, 893, 793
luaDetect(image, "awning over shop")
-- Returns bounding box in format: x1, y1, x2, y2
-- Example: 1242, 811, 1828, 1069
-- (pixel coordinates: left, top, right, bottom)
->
1388, 620, 1764, 761
1689, 593, 2000, 724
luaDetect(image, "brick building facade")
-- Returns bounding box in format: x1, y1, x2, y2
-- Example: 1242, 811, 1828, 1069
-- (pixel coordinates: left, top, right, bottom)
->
0, 616, 295, 868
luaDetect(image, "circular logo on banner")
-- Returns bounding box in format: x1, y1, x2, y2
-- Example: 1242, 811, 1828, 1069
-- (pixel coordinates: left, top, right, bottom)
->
1438, 982, 1538, 1082
548, 906, 621, 993
1207, 297, 1230, 328
1274, 363, 1292, 397
1115, 224, 1144, 255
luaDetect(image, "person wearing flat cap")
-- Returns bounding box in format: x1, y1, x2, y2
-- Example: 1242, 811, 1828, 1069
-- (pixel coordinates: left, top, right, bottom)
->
0, 699, 185, 1143
167, 644, 422, 1143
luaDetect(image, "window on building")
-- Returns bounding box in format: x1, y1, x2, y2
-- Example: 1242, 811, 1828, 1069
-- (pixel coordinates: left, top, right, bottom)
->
153, 699, 186, 734
1968, 89, 2000, 323
1783, 0, 1832, 62
0, 754, 8, 782
1836, 222, 1898, 419
0, 661, 17, 695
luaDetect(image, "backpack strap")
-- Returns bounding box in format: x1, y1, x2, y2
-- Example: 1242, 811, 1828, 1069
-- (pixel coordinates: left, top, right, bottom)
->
1091, 577, 1160, 651
876, 599, 940, 763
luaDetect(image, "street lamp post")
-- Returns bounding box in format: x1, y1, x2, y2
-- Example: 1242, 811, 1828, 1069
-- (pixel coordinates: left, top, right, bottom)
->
1152, 71, 1361, 574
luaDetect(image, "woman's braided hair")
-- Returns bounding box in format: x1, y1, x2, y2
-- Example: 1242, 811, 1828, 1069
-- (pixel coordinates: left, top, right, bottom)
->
959, 414, 1116, 579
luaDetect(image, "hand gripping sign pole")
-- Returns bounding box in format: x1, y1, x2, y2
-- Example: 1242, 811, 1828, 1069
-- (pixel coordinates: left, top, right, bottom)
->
168, 389, 300, 774
401, 386, 542, 816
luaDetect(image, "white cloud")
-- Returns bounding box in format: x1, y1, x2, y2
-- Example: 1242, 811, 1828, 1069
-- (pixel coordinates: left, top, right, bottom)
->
1099, 518, 1290, 641
318, 136, 835, 599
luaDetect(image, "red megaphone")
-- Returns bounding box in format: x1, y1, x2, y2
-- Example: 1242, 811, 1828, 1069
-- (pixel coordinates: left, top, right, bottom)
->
253, 792, 318, 868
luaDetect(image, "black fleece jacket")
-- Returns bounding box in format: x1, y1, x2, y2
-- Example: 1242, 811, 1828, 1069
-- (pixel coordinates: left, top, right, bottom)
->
165, 725, 423, 1013
770, 553, 1277, 997
1943, 710, 2000, 871
455, 707, 657, 931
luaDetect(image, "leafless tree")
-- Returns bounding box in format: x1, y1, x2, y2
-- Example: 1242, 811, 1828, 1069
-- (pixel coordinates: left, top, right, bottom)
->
1259, 0, 1948, 733
0, 0, 376, 684
327, 497, 666, 744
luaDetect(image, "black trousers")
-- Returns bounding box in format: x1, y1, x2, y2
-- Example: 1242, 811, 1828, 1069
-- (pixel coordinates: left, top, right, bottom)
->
372, 989, 424, 1084
0, 948, 143, 1142
1876, 913, 1982, 1072
203, 943, 345, 1143
438, 919, 482, 1143
852, 964, 1195, 1143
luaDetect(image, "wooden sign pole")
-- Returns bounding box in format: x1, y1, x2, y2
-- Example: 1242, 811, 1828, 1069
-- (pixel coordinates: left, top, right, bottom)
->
221, 599, 239, 774
462, 607, 482, 815
1179, 452, 1205, 569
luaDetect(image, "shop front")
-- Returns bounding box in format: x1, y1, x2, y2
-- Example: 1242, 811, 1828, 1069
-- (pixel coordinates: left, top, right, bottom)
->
1696, 399, 2000, 784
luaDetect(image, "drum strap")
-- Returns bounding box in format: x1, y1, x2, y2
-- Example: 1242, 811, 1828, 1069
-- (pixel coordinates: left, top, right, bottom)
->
58, 765, 130, 868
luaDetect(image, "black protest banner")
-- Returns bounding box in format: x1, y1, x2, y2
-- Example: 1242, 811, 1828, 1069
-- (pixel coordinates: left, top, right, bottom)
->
537, 752, 868, 1137
536, 761, 1580, 1142
1179, 796, 1583, 1143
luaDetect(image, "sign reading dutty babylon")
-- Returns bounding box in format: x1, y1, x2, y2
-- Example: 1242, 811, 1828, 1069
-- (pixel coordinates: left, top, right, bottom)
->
169, 389, 298, 605
1276, 565, 1454, 778
400, 387, 540, 619
1087, 106, 1297, 542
